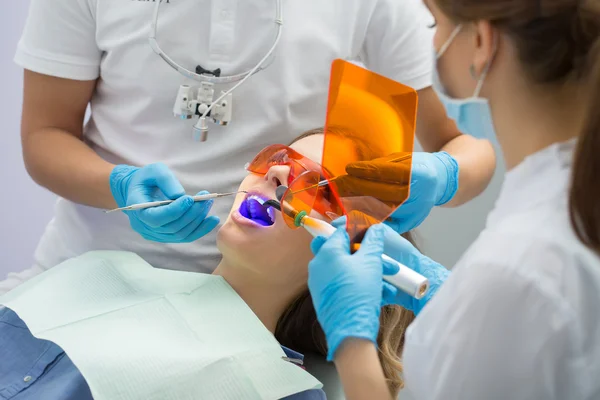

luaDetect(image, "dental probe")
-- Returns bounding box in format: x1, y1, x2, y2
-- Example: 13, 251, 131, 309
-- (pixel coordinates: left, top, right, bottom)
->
104, 191, 247, 213
306, 155, 413, 190
265, 196, 429, 300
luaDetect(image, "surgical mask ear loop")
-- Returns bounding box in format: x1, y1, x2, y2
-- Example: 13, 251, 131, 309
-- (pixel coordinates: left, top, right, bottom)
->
436, 25, 463, 59
471, 34, 498, 98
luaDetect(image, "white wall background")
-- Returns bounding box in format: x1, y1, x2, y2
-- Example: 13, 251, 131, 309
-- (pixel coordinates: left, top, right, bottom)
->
0, 1, 57, 279
0, 1, 505, 281
417, 150, 504, 265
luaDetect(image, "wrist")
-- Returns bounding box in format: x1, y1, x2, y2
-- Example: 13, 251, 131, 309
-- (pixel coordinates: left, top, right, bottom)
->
432, 151, 459, 206
334, 337, 378, 363
323, 307, 380, 361
334, 338, 392, 400
109, 165, 139, 208
326, 329, 379, 362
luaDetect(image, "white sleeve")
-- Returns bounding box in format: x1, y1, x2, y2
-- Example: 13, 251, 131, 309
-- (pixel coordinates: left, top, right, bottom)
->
402, 262, 576, 400
360, 0, 435, 90
14, 0, 101, 80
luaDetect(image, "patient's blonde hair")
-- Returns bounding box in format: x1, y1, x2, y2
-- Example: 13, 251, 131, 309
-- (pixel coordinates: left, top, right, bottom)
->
274, 127, 416, 397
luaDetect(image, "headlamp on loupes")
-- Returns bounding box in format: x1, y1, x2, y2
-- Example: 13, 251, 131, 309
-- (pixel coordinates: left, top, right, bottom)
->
148, 0, 283, 142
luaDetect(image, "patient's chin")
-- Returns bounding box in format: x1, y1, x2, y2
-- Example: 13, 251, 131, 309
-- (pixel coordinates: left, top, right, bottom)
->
216, 218, 238, 245
216, 216, 265, 252
216, 222, 270, 267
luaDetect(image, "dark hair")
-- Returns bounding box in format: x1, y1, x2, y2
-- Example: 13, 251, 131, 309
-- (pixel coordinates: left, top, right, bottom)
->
433, 0, 600, 251
274, 127, 416, 396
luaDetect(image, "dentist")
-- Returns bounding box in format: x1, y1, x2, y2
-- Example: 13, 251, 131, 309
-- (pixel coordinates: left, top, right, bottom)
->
2, 0, 495, 294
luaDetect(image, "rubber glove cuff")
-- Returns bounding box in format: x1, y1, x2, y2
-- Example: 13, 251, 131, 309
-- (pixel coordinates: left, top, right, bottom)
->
432, 151, 459, 206
110, 165, 140, 208
411, 257, 451, 315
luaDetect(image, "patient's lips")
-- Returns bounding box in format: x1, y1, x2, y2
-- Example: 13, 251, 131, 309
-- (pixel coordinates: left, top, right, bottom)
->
235, 191, 276, 227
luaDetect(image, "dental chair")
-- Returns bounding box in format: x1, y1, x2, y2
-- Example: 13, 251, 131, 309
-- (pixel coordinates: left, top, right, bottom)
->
303, 353, 345, 400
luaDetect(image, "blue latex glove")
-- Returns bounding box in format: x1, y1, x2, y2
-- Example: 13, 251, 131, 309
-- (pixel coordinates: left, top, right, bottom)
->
381, 230, 451, 315
109, 163, 220, 243
329, 217, 450, 315
386, 151, 459, 234
308, 224, 398, 361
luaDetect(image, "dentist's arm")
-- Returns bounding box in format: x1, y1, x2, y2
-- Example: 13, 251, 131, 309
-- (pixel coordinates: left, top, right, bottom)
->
21, 71, 117, 209
17, 0, 218, 243
21, 71, 219, 243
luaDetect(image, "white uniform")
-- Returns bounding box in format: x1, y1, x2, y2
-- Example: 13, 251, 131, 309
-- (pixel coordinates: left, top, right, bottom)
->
2, 0, 434, 292
403, 139, 600, 399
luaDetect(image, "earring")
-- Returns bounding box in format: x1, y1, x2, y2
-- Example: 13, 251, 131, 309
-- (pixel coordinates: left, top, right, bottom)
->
469, 65, 477, 79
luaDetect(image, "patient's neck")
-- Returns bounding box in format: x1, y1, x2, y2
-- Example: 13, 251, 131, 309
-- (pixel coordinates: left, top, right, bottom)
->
212, 260, 299, 334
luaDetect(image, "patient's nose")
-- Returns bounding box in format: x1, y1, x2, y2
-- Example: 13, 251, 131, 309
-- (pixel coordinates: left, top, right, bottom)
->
265, 165, 290, 188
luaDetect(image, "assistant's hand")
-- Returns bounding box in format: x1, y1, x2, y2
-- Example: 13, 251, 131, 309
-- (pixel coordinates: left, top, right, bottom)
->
339, 151, 459, 234
308, 224, 397, 361
380, 230, 451, 315
328, 217, 450, 315
109, 163, 220, 243
386, 152, 458, 233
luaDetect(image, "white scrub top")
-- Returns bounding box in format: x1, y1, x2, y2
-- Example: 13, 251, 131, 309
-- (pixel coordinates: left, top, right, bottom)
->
403, 139, 600, 400
10, 0, 434, 277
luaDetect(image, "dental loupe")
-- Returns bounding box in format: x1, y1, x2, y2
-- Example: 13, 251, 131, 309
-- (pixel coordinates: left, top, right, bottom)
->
148, 0, 283, 141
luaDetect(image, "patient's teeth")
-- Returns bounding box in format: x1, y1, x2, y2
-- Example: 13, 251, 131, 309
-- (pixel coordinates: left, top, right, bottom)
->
266, 207, 275, 224
247, 195, 265, 205
247, 199, 272, 225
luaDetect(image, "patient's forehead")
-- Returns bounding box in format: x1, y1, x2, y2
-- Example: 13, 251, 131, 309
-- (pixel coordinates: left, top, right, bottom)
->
291, 134, 358, 177
290, 134, 357, 169
290, 134, 324, 163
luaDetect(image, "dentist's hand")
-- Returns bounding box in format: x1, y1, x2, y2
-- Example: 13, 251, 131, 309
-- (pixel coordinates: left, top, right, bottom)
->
109, 163, 220, 243
308, 224, 397, 361
338, 151, 459, 234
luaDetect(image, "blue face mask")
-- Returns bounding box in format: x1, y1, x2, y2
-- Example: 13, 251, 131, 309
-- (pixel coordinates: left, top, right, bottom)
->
432, 25, 498, 143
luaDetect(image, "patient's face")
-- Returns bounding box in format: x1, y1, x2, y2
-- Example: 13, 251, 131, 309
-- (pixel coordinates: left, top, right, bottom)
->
217, 134, 329, 288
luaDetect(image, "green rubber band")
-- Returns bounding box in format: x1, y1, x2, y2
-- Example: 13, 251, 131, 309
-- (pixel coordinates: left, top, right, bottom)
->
294, 210, 307, 227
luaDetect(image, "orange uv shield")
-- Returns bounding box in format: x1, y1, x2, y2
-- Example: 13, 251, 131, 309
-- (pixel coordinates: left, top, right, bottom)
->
280, 59, 418, 244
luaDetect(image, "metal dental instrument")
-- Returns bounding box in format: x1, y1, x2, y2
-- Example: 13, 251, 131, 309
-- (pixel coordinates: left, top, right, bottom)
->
294, 153, 412, 193
298, 154, 413, 193
271, 188, 429, 299
105, 191, 247, 213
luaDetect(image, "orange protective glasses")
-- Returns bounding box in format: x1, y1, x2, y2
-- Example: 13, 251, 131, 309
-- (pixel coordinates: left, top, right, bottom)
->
245, 144, 341, 228
245, 144, 323, 186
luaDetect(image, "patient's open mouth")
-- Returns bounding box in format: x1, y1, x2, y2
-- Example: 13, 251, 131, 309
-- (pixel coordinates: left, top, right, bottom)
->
239, 194, 276, 226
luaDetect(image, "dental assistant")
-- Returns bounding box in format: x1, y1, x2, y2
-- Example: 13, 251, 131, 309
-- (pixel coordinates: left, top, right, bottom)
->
1, 0, 496, 294
308, 0, 600, 399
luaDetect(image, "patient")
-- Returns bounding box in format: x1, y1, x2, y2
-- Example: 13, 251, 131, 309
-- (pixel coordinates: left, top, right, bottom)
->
0, 127, 416, 399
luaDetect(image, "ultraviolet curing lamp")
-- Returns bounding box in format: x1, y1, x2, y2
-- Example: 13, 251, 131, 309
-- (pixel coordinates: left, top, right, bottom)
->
266, 190, 429, 300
